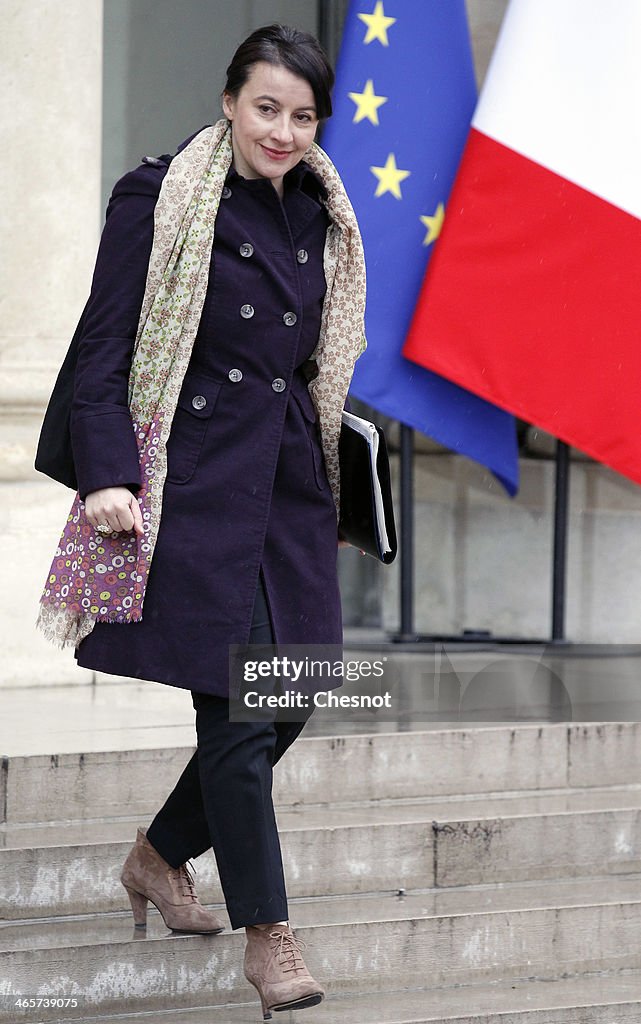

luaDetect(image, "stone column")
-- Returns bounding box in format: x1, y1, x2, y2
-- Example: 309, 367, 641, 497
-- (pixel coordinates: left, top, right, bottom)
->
0, 0, 103, 685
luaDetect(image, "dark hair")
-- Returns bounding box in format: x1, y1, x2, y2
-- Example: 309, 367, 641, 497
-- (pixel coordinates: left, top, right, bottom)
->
224, 23, 334, 120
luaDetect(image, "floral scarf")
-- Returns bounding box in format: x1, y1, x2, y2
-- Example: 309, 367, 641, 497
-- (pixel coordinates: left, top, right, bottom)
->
36, 119, 367, 649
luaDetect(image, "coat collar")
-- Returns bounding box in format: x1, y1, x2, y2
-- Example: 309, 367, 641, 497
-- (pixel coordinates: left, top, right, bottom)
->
225, 161, 328, 241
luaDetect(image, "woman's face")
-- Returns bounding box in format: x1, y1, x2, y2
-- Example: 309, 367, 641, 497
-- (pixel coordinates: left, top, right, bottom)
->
222, 61, 318, 196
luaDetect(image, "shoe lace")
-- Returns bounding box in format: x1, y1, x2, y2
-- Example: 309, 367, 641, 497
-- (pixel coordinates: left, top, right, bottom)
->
170, 860, 198, 902
268, 929, 308, 974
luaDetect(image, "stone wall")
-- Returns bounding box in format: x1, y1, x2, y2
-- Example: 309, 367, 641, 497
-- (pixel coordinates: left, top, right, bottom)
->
381, 455, 641, 643
1, 0, 104, 685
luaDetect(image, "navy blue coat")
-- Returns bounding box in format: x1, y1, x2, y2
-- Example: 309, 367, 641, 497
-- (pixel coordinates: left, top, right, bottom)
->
72, 136, 343, 696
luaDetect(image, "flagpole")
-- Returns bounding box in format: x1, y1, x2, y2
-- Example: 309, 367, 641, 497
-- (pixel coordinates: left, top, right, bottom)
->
398, 423, 416, 641
388, 435, 558, 647
551, 440, 570, 641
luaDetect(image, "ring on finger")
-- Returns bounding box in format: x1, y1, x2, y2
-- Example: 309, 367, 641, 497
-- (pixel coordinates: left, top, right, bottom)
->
96, 522, 112, 535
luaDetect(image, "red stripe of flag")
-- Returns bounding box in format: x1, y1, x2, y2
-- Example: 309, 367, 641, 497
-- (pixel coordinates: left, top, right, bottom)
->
403, 128, 641, 484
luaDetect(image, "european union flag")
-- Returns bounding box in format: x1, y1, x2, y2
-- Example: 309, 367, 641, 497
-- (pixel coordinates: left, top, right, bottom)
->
322, 0, 519, 495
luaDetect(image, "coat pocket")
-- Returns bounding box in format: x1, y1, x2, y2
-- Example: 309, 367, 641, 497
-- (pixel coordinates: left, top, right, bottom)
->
291, 389, 327, 491
166, 372, 223, 484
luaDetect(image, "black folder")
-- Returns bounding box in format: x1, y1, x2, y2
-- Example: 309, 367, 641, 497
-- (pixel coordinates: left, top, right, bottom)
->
338, 411, 397, 564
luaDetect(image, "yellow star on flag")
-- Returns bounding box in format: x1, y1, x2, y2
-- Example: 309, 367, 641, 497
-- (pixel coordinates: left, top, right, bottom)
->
420, 203, 445, 245
348, 79, 388, 125
358, 1, 397, 46
370, 153, 411, 199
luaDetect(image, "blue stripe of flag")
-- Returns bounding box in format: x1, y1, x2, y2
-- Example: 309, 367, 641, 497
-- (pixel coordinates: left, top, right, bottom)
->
322, 0, 519, 495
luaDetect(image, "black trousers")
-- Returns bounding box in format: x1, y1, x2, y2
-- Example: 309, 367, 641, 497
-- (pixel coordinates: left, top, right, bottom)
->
146, 573, 313, 929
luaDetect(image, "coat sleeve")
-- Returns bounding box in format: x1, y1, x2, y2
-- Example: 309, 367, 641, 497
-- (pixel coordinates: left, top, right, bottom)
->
70, 160, 169, 502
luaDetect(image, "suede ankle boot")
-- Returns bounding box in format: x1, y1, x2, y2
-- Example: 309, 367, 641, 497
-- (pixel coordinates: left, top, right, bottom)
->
244, 923, 324, 1019
120, 827, 224, 933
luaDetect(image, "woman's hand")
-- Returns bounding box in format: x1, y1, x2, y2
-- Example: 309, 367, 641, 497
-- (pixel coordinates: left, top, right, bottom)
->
85, 487, 144, 536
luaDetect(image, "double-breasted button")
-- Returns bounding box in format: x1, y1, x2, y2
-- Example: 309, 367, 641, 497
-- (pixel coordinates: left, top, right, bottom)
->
296, 249, 309, 264
221, 186, 232, 199
228, 368, 243, 382
239, 243, 254, 258
283, 311, 298, 327
192, 394, 207, 410
271, 378, 286, 393
240, 304, 255, 319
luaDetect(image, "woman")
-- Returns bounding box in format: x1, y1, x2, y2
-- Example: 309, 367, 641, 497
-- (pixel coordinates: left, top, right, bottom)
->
37, 23, 366, 1019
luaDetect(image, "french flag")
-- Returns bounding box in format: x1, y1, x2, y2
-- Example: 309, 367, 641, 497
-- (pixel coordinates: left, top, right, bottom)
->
403, 0, 641, 486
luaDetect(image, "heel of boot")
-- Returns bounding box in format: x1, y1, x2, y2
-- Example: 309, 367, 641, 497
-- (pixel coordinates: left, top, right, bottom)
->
260, 997, 272, 1021
124, 885, 148, 927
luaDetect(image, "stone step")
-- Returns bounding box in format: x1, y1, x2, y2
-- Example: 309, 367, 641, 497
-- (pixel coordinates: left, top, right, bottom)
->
4, 722, 641, 825
3, 785, 641, 919
17, 972, 641, 1024
2, 877, 641, 1021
